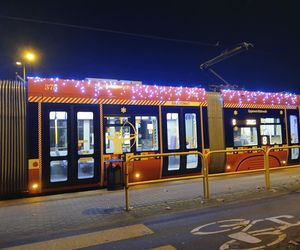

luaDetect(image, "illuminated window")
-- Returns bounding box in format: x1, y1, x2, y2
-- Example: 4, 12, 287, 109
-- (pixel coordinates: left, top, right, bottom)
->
77, 112, 94, 155
289, 115, 299, 160
233, 127, 258, 147
261, 118, 280, 124
290, 115, 299, 144
104, 116, 131, 154
50, 111, 68, 156
260, 117, 282, 145
246, 119, 256, 125
187, 154, 198, 169
185, 113, 197, 149
105, 125, 131, 154
260, 124, 282, 145
78, 158, 94, 179
50, 160, 67, 182
167, 113, 180, 150
106, 117, 129, 125
135, 116, 159, 152
168, 156, 180, 170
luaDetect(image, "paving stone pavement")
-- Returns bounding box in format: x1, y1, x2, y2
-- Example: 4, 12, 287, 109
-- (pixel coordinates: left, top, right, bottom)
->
0, 168, 299, 248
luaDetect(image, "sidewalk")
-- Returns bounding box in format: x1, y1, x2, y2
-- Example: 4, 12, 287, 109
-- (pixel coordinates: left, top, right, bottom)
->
0, 168, 300, 248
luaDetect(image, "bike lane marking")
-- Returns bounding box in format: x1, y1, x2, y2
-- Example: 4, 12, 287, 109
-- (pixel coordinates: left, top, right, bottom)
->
191, 215, 300, 250
228, 232, 261, 244
190, 219, 249, 235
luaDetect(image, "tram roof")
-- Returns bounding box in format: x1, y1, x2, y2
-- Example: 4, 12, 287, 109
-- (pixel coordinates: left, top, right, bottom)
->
28, 77, 299, 107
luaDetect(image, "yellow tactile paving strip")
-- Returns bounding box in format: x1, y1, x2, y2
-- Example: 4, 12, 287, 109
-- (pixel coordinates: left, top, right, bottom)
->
6, 224, 153, 250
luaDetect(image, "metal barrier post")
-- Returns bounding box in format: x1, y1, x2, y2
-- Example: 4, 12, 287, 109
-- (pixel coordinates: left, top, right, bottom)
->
125, 161, 130, 211
264, 149, 271, 190
203, 155, 210, 199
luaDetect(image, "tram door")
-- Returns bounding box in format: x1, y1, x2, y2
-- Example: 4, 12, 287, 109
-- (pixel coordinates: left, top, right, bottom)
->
161, 106, 202, 176
42, 104, 100, 189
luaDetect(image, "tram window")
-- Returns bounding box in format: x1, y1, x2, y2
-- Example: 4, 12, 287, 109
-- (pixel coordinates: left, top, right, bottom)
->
105, 117, 129, 125
246, 119, 256, 125
50, 160, 68, 182
105, 126, 131, 154
259, 117, 282, 145
261, 118, 280, 124
77, 112, 94, 155
78, 158, 94, 179
187, 154, 198, 169
291, 148, 300, 160
260, 124, 282, 145
49, 111, 68, 157
168, 156, 180, 170
135, 116, 159, 152
290, 115, 299, 144
233, 127, 258, 147
289, 115, 299, 160
185, 113, 198, 149
167, 113, 180, 150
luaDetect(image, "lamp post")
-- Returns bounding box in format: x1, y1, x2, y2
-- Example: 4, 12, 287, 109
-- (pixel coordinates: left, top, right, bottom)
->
16, 51, 37, 82
15, 61, 25, 82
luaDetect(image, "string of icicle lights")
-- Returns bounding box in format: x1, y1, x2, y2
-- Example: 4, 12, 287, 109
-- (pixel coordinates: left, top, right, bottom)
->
30, 77, 206, 102
30, 77, 298, 105
222, 89, 298, 106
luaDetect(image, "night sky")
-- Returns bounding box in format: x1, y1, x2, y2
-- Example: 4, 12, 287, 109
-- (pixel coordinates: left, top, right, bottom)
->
0, 1, 300, 93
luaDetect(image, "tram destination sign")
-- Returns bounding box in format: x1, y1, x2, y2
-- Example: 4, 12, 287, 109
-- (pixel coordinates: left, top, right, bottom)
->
248, 109, 268, 113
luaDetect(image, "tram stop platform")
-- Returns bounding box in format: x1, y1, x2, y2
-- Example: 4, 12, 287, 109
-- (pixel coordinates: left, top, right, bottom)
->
0, 168, 300, 249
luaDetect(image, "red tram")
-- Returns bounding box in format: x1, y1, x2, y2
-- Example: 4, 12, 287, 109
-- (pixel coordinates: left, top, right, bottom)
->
1, 77, 300, 195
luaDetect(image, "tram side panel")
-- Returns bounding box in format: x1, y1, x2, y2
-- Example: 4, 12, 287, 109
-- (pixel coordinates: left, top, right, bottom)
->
223, 107, 288, 172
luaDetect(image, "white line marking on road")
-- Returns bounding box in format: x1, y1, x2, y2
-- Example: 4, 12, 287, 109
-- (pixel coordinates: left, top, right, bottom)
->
5, 224, 154, 250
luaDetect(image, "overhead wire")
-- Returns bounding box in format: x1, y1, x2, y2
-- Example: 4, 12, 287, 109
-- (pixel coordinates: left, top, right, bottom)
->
0, 15, 220, 47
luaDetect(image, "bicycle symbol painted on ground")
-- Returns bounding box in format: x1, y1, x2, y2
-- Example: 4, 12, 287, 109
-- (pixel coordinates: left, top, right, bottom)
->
191, 215, 300, 249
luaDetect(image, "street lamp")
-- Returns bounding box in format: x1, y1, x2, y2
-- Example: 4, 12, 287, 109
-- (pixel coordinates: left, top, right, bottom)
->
15, 50, 37, 82
15, 61, 26, 82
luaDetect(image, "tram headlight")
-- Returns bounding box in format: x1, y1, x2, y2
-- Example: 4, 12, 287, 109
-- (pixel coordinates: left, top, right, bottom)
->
135, 173, 141, 179
282, 160, 286, 165
32, 183, 39, 190
226, 165, 231, 170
